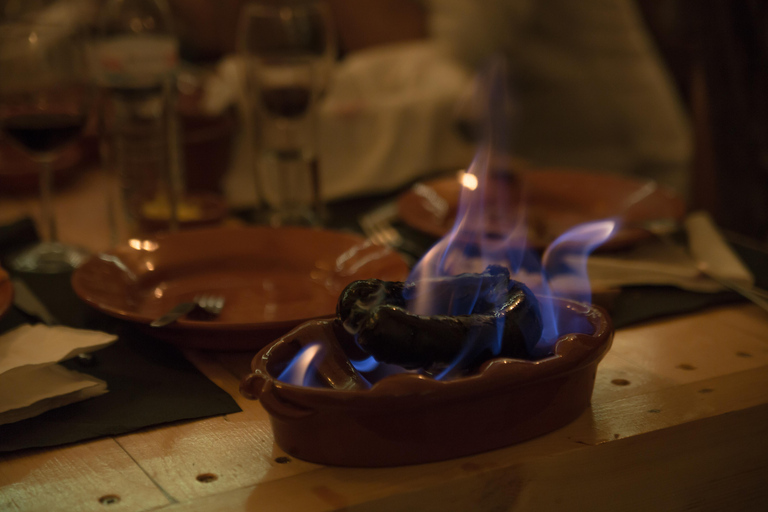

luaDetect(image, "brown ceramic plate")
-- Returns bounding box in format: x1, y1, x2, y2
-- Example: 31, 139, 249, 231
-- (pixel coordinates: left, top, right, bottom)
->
71, 226, 410, 350
398, 168, 686, 250
0, 266, 12, 321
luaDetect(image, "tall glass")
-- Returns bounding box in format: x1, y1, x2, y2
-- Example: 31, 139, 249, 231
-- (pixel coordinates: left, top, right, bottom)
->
238, 0, 335, 227
0, 20, 92, 272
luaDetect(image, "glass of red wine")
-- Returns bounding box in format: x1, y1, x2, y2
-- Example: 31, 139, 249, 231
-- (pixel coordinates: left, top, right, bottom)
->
0, 20, 92, 273
238, 1, 336, 227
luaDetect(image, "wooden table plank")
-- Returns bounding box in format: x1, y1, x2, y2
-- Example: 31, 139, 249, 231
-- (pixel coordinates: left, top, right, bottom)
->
114, 350, 322, 504
607, 305, 768, 385
592, 304, 768, 404
569, 363, 768, 445
0, 439, 170, 512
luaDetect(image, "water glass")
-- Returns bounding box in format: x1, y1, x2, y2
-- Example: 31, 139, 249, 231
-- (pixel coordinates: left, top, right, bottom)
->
238, 0, 334, 227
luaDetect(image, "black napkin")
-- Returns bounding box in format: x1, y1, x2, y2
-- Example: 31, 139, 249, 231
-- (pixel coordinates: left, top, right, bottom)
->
0, 218, 241, 453
608, 286, 743, 328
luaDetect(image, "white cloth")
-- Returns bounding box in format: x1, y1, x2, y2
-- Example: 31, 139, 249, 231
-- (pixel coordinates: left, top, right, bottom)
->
426, 0, 692, 195
318, 41, 476, 200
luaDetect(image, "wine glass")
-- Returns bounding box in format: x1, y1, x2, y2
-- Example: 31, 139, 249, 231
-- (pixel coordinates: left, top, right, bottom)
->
237, 0, 336, 226
0, 20, 93, 273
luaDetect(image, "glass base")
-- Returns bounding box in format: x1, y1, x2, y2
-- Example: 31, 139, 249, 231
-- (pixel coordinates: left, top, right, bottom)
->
9, 242, 90, 274
251, 204, 324, 228
267, 209, 323, 228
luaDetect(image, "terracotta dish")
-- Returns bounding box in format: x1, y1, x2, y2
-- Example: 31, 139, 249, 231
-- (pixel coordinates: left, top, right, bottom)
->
71, 226, 410, 350
0, 266, 12, 321
241, 298, 613, 466
398, 168, 686, 250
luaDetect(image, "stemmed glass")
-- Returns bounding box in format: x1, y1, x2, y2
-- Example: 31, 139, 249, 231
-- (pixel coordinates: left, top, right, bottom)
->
0, 20, 93, 273
238, 0, 336, 226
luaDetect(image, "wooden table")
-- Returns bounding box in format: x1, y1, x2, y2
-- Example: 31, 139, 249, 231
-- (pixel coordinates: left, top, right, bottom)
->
1, 169, 767, 511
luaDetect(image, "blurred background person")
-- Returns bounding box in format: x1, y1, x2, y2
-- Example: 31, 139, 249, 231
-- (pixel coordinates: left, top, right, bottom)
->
426, 0, 692, 197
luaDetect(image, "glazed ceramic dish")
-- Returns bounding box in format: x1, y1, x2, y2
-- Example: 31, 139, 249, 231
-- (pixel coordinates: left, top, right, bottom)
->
241, 298, 613, 466
71, 226, 410, 350
0, 266, 12, 320
398, 168, 686, 250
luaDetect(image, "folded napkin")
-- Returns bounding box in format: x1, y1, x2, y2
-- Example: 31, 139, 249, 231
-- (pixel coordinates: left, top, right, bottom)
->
686, 210, 755, 286
585, 237, 720, 293
0, 324, 116, 425
582, 211, 755, 294
0, 364, 107, 426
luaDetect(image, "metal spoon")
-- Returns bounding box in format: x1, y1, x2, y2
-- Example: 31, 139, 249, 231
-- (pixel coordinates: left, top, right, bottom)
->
150, 294, 225, 327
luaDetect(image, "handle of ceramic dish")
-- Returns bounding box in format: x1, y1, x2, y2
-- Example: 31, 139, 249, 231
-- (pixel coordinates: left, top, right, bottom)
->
240, 372, 316, 420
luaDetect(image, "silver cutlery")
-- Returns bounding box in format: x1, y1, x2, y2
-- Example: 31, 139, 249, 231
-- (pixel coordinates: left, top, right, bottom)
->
359, 202, 401, 247
150, 294, 225, 328
358, 202, 417, 265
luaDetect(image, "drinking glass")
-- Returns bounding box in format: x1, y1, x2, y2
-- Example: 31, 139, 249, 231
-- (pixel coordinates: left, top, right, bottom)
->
238, 0, 335, 226
0, 20, 92, 272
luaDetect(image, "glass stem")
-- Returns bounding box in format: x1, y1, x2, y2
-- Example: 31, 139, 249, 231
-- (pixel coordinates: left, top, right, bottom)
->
38, 158, 58, 243
166, 79, 181, 233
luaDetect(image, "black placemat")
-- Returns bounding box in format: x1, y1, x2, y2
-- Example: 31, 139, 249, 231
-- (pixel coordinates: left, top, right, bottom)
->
608, 285, 744, 328
0, 219, 241, 453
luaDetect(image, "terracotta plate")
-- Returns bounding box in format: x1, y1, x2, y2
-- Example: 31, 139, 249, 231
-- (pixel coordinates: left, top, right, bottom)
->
398, 168, 686, 250
71, 226, 410, 350
0, 266, 12, 321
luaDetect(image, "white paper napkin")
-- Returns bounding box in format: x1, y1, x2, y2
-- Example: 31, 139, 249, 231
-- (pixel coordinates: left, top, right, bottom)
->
0, 324, 117, 425
584, 237, 720, 293
685, 210, 754, 287
584, 210, 754, 293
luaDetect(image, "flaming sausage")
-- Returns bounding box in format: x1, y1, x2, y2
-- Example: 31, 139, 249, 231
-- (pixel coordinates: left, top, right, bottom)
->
336, 266, 543, 372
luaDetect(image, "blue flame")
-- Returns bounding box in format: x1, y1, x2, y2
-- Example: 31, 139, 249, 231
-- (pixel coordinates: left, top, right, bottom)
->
537, 219, 617, 342
277, 343, 324, 386
351, 355, 379, 372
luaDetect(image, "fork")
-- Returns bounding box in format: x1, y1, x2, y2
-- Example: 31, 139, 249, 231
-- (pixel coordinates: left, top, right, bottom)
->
150, 294, 226, 327
358, 202, 418, 265
359, 202, 401, 247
